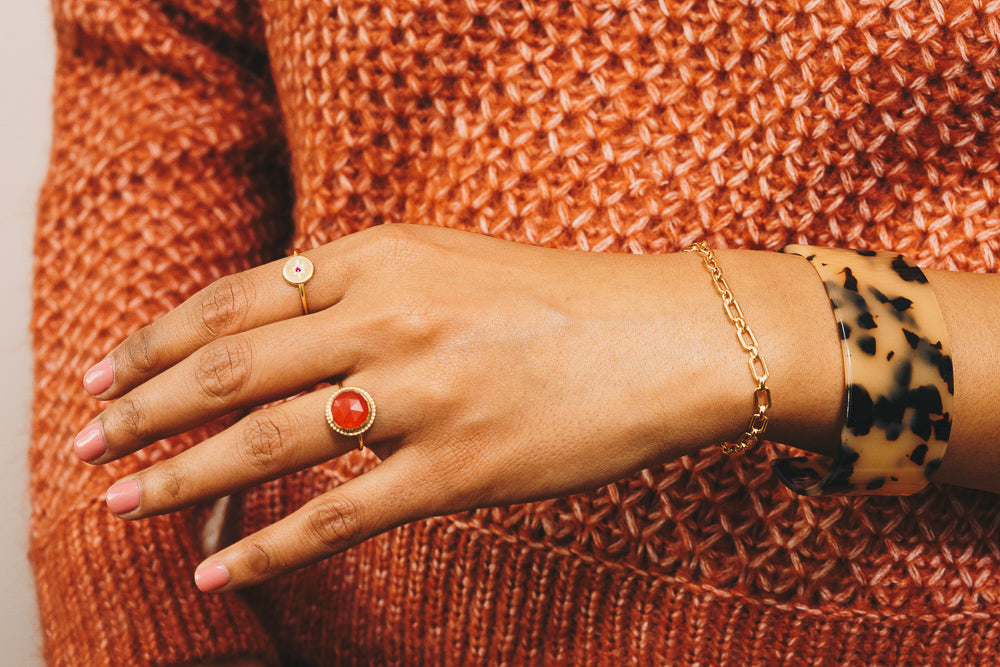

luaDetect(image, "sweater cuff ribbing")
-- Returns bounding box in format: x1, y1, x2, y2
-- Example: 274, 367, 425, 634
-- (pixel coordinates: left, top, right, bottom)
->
29, 498, 277, 667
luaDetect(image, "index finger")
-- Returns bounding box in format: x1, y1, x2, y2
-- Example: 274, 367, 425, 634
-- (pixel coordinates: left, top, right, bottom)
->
81, 231, 376, 400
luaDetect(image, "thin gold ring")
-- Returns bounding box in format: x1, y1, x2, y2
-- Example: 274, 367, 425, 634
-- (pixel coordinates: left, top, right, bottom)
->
325, 386, 376, 451
282, 250, 314, 315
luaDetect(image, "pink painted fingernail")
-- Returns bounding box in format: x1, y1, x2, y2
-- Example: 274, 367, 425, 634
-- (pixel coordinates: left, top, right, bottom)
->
83, 358, 114, 395
194, 562, 230, 592
106, 479, 140, 514
73, 422, 106, 462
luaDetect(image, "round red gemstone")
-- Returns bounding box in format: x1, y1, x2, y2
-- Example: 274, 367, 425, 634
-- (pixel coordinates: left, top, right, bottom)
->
329, 390, 369, 430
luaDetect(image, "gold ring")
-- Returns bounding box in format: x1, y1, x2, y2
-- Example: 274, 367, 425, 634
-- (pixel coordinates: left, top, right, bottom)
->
282, 250, 314, 315
325, 386, 376, 451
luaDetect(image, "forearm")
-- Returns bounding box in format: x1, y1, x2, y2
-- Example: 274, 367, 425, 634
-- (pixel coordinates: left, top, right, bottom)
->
691, 247, 999, 494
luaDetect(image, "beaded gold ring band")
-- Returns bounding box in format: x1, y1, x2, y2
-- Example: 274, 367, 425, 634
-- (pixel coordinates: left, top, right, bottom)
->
685, 242, 772, 456
282, 250, 314, 315
774, 245, 953, 496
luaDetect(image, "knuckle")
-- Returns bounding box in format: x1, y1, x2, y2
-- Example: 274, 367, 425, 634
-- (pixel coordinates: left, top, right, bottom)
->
243, 537, 279, 578
198, 274, 255, 338
306, 495, 364, 551
194, 337, 253, 402
411, 373, 460, 413
122, 325, 159, 376
383, 292, 441, 341
360, 223, 420, 271
155, 462, 186, 504
365, 220, 412, 246
242, 411, 292, 471
111, 394, 148, 442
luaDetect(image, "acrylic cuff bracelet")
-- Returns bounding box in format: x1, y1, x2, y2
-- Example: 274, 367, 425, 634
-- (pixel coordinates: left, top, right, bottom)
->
772, 245, 954, 496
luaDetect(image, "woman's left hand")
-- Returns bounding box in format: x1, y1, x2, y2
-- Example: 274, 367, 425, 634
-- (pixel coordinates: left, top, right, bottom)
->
76, 223, 745, 591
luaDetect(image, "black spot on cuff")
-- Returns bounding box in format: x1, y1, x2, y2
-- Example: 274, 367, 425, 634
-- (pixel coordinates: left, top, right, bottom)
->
933, 353, 954, 395
842, 267, 859, 292
845, 385, 874, 436
866, 477, 886, 490
858, 336, 877, 355
908, 385, 944, 416
890, 296, 913, 311
871, 287, 890, 304
857, 312, 877, 329
932, 414, 952, 441
894, 359, 912, 390
891, 256, 929, 283
875, 395, 906, 426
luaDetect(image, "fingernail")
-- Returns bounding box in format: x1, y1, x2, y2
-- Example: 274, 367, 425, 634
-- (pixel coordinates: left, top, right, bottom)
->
194, 562, 230, 592
106, 479, 140, 514
73, 422, 106, 462
83, 358, 114, 395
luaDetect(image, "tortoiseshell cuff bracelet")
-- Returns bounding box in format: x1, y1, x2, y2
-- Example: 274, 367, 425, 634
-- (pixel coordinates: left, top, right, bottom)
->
773, 245, 954, 496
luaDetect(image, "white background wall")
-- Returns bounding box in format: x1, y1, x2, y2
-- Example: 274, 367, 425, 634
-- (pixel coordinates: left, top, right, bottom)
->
0, 2, 53, 665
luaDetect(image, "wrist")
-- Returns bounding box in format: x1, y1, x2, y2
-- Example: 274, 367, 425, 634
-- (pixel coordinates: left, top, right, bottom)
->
680, 247, 843, 458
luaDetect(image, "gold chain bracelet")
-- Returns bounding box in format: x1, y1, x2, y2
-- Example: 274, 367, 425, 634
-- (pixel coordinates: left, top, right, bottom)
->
684, 242, 771, 456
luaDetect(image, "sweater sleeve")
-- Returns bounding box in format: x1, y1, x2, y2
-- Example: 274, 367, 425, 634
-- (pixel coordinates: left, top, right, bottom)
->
30, 1, 291, 664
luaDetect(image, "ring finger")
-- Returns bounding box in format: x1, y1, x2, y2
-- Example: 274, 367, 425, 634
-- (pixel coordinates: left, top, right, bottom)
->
103, 377, 397, 519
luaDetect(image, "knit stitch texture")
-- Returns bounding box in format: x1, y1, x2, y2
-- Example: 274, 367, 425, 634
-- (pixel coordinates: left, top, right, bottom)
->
32, 0, 1000, 664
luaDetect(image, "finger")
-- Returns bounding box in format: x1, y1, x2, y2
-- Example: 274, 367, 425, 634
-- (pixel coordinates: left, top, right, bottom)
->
78, 303, 367, 464
83, 226, 390, 400
104, 383, 396, 519
191, 448, 430, 592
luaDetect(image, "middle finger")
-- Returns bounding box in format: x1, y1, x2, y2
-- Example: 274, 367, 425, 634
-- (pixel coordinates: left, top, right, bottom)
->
75, 303, 366, 464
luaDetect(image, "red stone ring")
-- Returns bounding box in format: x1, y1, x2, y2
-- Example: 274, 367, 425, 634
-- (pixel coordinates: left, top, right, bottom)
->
325, 386, 376, 451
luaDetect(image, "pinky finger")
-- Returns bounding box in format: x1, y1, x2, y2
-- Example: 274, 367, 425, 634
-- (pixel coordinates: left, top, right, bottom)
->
193, 449, 430, 592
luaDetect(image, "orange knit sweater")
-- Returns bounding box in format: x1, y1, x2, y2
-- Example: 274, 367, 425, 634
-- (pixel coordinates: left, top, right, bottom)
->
32, 0, 1000, 664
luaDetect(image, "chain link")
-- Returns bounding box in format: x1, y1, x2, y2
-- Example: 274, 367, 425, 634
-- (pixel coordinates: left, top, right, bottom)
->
684, 241, 772, 456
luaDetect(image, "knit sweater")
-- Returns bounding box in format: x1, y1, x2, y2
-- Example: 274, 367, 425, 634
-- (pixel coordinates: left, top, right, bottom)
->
31, 0, 1000, 664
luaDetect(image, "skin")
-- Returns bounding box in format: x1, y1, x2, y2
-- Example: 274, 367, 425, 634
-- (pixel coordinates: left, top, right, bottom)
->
76, 224, 999, 664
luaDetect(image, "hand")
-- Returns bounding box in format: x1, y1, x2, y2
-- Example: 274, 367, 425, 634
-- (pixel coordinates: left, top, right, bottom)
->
77, 223, 750, 591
